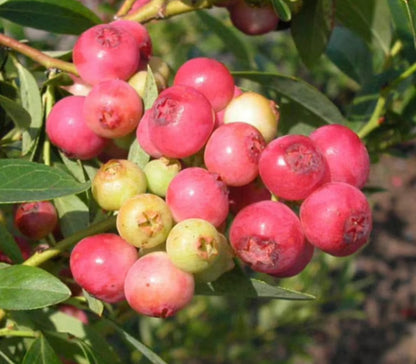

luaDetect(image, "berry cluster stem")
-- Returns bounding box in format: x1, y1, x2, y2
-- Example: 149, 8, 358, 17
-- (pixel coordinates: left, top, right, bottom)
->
0, 33, 78, 75
22, 216, 117, 268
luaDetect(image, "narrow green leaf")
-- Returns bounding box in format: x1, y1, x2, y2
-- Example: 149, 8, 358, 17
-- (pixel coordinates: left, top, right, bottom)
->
233, 71, 345, 126
0, 350, 15, 364
388, 0, 416, 55
291, 0, 334, 68
83, 289, 104, 317
0, 265, 71, 310
14, 61, 43, 158
0, 95, 30, 129
54, 194, 89, 238
326, 26, 373, 84
0, 159, 91, 203
335, 0, 392, 55
0, 224, 23, 263
271, 0, 292, 22
196, 11, 255, 69
143, 66, 159, 110
128, 140, 150, 169
22, 335, 63, 364
103, 319, 168, 364
0, 0, 101, 35
195, 268, 315, 300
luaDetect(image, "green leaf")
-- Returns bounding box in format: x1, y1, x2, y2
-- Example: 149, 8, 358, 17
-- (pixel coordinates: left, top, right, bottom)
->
0, 0, 101, 35
388, 0, 416, 57
326, 26, 373, 84
0, 265, 71, 310
195, 267, 315, 300
83, 289, 104, 317
0, 224, 23, 263
0, 350, 16, 364
54, 194, 89, 238
143, 66, 159, 111
0, 95, 31, 129
196, 11, 255, 69
22, 335, 63, 364
102, 319, 168, 364
233, 71, 345, 127
14, 61, 43, 158
0, 159, 91, 203
335, 0, 392, 55
128, 139, 150, 169
291, 0, 334, 68
271, 0, 292, 22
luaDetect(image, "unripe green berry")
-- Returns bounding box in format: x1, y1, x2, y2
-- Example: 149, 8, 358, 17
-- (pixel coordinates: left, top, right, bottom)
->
92, 159, 147, 211
143, 157, 181, 197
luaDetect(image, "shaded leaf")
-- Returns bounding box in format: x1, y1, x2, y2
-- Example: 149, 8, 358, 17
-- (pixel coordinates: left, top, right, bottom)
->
0, 95, 30, 129
128, 140, 150, 169
291, 0, 334, 68
83, 289, 104, 317
143, 66, 159, 110
103, 319, 168, 364
196, 11, 255, 69
0, 0, 101, 35
22, 335, 62, 364
0, 224, 23, 263
0, 159, 91, 203
0, 265, 71, 310
326, 26, 373, 84
196, 268, 315, 300
233, 71, 345, 125
54, 194, 89, 238
335, 0, 392, 55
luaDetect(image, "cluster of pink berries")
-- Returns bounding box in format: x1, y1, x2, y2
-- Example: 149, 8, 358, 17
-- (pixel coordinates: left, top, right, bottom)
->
40, 19, 374, 319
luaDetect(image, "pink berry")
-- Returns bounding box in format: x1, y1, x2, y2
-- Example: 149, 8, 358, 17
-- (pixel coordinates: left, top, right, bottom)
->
136, 109, 163, 158
259, 134, 329, 201
229, 200, 311, 277
124, 251, 194, 318
14, 201, 58, 240
228, 178, 271, 215
111, 20, 152, 63
83, 79, 143, 139
73, 23, 141, 85
309, 124, 370, 189
227, 0, 279, 36
147, 85, 215, 158
204, 122, 266, 186
70, 233, 138, 303
166, 167, 229, 227
300, 182, 372, 257
215, 85, 243, 128
46, 96, 109, 160
173, 57, 235, 112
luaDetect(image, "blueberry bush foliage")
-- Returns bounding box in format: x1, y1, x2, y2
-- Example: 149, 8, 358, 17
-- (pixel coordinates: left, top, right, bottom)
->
0, 0, 415, 363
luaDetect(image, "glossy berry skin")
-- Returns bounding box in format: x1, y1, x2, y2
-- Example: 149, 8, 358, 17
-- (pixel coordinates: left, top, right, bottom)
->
116, 193, 173, 249
309, 124, 370, 189
111, 20, 152, 63
300, 182, 372, 257
173, 57, 235, 112
215, 85, 243, 128
229, 200, 311, 277
73, 23, 141, 85
223, 92, 279, 142
92, 159, 147, 211
228, 0, 279, 36
70, 233, 138, 303
46, 96, 109, 160
228, 178, 271, 215
14, 201, 58, 240
136, 109, 163, 158
259, 134, 329, 201
166, 167, 229, 227
147, 85, 215, 158
124, 251, 194, 318
143, 157, 181, 197
204, 122, 266, 186
84, 79, 143, 139
166, 218, 221, 273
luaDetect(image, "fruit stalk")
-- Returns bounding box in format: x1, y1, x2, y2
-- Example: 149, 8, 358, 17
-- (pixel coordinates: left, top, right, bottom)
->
0, 33, 78, 75
23, 216, 117, 268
